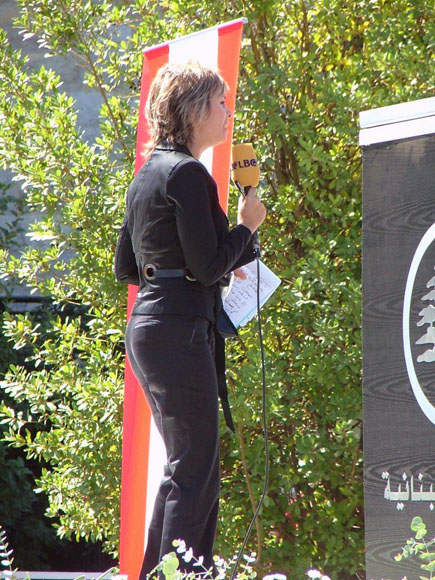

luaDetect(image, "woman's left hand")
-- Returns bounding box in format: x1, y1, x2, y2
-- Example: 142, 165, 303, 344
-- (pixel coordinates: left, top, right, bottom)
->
233, 267, 246, 280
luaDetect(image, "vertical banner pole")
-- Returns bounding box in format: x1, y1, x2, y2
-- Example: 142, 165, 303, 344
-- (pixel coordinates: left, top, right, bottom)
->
119, 19, 246, 580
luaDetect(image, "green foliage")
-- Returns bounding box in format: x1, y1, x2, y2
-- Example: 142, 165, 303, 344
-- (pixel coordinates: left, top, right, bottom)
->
149, 539, 258, 580
1, 303, 124, 554
0, 182, 25, 257
0, 443, 52, 570
395, 516, 435, 580
0, 523, 17, 579
0, 2, 132, 552
0, 0, 433, 577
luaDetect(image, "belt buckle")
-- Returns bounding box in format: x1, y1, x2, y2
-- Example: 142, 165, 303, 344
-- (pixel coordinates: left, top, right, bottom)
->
185, 270, 197, 282
144, 263, 157, 281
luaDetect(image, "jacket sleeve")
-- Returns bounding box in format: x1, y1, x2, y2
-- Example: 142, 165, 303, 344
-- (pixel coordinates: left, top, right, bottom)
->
166, 159, 253, 286
232, 236, 256, 270
113, 218, 140, 285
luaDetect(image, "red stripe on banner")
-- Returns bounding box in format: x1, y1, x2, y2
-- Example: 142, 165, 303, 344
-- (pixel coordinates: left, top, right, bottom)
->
119, 45, 169, 580
213, 20, 244, 212
134, 45, 169, 174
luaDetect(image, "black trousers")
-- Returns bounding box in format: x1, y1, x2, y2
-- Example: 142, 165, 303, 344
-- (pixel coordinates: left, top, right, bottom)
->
125, 314, 220, 578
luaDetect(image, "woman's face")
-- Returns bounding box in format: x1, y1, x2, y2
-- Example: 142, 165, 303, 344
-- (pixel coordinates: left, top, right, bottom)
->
191, 89, 232, 156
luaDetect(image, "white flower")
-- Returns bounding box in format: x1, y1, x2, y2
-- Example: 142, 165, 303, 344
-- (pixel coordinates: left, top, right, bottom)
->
183, 547, 193, 563
306, 571, 322, 579
263, 574, 286, 580
175, 539, 186, 553
306, 570, 331, 580
213, 556, 225, 568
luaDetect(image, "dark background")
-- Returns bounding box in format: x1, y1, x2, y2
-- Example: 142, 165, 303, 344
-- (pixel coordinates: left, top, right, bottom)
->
363, 134, 435, 579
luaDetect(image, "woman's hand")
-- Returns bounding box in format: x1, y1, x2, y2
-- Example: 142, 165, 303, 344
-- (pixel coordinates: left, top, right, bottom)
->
237, 187, 266, 234
233, 267, 247, 280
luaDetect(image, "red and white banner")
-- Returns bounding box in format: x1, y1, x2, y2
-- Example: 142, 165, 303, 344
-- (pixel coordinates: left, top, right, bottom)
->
119, 19, 246, 580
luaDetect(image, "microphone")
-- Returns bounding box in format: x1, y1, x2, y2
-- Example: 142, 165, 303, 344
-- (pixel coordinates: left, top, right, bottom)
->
231, 143, 261, 257
231, 143, 260, 194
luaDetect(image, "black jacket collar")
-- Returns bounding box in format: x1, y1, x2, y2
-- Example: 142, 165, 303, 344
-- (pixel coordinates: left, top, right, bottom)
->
154, 140, 193, 158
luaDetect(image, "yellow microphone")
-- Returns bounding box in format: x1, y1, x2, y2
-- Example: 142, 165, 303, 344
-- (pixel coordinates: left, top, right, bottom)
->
231, 143, 261, 257
231, 143, 260, 194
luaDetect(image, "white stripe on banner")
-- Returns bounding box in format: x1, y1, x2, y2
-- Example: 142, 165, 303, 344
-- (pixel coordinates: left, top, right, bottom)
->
169, 28, 219, 172
145, 419, 166, 545
145, 28, 220, 540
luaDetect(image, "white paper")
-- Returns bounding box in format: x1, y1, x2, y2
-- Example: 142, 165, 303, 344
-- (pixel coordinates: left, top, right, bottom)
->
223, 260, 281, 328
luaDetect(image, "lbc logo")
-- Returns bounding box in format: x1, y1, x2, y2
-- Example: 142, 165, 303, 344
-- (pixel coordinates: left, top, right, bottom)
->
232, 159, 257, 170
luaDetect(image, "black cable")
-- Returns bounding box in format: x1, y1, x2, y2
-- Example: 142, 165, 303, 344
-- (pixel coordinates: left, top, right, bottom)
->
230, 254, 269, 580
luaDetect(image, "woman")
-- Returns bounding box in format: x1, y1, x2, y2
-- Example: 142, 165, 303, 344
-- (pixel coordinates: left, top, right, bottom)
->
115, 61, 266, 578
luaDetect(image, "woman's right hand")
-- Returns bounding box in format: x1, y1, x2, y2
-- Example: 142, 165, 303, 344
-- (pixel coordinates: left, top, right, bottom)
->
237, 187, 266, 234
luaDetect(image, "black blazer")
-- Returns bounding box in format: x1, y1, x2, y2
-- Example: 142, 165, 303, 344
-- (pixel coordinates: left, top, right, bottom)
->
115, 141, 255, 321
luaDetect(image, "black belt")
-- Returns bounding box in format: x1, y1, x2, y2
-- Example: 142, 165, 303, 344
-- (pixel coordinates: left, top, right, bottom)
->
144, 264, 196, 282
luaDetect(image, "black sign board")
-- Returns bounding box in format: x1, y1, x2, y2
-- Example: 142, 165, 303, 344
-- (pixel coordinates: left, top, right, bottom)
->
362, 100, 435, 580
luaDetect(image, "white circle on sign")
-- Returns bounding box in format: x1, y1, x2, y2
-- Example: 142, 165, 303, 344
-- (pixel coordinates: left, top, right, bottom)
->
403, 222, 435, 426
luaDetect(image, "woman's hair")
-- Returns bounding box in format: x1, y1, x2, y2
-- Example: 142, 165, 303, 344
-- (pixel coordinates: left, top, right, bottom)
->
144, 61, 226, 154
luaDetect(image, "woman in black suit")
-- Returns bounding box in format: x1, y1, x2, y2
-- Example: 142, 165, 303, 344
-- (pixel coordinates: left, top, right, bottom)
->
115, 61, 266, 578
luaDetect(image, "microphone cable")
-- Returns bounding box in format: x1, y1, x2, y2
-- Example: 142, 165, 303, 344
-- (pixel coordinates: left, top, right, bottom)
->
230, 192, 270, 580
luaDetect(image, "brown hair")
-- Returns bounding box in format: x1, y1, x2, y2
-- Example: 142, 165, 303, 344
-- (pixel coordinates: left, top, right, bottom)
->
144, 61, 226, 154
